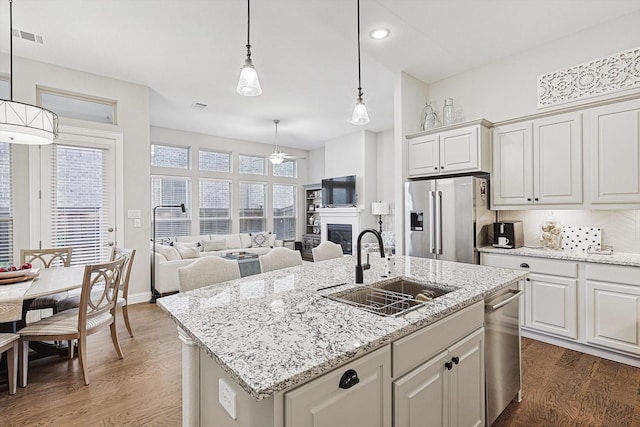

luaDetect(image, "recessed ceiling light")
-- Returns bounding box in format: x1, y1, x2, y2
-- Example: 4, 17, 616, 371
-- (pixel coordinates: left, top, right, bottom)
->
369, 28, 390, 40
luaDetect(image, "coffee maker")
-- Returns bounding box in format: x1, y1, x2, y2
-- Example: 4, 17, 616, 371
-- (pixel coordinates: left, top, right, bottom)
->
493, 221, 524, 249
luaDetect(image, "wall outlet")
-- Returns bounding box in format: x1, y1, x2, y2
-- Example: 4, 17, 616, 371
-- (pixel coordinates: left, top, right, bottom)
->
218, 378, 237, 419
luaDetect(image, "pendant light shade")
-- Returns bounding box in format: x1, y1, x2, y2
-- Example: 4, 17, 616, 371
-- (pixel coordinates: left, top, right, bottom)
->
0, 0, 58, 144
350, 0, 369, 125
236, 0, 262, 96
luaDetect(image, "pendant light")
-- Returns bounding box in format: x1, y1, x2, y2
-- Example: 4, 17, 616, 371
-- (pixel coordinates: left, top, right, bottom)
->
236, 0, 262, 96
0, 0, 58, 145
350, 0, 369, 125
269, 119, 284, 165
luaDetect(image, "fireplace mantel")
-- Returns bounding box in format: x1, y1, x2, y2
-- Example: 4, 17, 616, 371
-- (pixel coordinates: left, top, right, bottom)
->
317, 207, 363, 252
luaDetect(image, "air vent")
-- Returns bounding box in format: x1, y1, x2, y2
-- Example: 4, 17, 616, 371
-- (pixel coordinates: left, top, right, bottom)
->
191, 102, 208, 110
12, 28, 44, 44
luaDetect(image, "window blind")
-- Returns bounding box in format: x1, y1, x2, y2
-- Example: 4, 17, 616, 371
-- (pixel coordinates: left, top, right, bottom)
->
151, 176, 191, 238
239, 181, 266, 232
200, 179, 232, 234
273, 184, 296, 240
0, 142, 13, 265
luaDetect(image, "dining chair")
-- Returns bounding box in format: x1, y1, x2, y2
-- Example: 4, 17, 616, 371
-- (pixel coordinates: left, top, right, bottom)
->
259, 247, 303, 273
177, 257, 241, 292
0, 333, 19, 395
18, 258, 126, 387
56, 247, 137, 337
20, 247, 73, 317
312, 241, 344, 262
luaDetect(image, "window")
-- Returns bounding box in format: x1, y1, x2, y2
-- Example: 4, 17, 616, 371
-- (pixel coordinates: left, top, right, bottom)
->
40, 90, 116, 124
0, 79, 8, 100
273, 184, 296, 240
151, 176, 191, 238
151, 144, 190, 169
199, 150, 231, 172
273, 160, 296, 178
200, 179, 231, 234
239, 154, 265, 176
239, 182, 266, 232
0, 142, 13, 264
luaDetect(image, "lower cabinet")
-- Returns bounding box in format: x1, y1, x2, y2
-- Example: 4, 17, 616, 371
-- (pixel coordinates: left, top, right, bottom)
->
526, 273, 577, 339
284, 346, 391, 427
393, 328, 485, 427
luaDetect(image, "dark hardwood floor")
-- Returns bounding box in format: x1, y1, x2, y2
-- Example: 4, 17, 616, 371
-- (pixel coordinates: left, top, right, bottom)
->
2, 304, 640, 426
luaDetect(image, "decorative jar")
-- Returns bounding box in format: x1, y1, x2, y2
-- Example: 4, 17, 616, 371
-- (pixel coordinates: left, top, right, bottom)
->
540, 212, 562, 250
442, 98, 455, 126
420, 102, 441, 131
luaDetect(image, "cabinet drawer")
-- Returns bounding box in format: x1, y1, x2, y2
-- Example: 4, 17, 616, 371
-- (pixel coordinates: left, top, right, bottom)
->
481, 253, 578, 278
586, 263, 640, 286
392, 301, 483, 378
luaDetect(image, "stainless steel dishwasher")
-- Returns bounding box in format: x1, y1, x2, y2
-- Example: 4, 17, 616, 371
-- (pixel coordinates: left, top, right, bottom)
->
485, 286, 523, 426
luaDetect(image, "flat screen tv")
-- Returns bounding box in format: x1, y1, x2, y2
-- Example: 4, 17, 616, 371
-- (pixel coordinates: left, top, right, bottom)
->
322, 175, 356, 207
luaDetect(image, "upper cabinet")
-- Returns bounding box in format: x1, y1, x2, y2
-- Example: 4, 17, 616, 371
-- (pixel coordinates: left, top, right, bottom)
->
406, 120, 491, 178
492, 112, 583, 208
587, 98, 640, 205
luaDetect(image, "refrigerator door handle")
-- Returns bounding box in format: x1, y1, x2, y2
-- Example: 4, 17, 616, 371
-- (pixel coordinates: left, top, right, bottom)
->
429, 190, 436, 254
436, 190, 443, 254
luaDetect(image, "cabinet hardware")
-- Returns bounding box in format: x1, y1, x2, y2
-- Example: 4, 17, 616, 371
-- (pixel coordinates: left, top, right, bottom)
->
451, 356, 459, 365
434, 167, 438, 170
338, 369, 360, 389
526, 278, 530, 281
519, 263, 530, 268
534, 198, 539, 201
527, 198, 532, 202
445, 361, 453, 370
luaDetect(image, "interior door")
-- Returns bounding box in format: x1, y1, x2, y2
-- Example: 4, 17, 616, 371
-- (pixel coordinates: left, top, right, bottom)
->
38, 128, 120, 265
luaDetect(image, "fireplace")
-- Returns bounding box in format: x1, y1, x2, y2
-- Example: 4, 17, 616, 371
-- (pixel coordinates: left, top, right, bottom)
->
327, 224, 352, 255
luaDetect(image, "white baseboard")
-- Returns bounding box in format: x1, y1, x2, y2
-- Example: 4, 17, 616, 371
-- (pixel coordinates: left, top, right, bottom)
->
128, 291, 152, 305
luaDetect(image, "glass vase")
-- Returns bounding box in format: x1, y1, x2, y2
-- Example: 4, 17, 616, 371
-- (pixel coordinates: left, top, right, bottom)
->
420, 102, 440, 131
442, 98, 455, 126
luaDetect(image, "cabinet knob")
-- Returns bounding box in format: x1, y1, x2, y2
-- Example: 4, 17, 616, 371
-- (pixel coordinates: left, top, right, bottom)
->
534, 198, 539, 201
527, 198, 532, 202
440, 166, 444, 169
445, 361, 453, 371
338, 369, 360, 389
434, 167, 438, 170
526, 278, 530, 282
451, 356, 459, 365
519, 263, 530, 268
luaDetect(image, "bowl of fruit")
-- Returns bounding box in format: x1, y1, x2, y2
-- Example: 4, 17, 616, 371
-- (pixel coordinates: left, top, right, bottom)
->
0, 263, 33, 279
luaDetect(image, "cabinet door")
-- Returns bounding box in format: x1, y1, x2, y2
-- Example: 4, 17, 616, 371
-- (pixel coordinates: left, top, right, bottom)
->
408, 134, 440, 177
439, 126, 479, 174
533, 112, 583, 204
492, 122, 533, 206
393, 350, 450, 427
285, 346, 391, 427
449, 328, 485, 427
589, 99, 640, 204
525, 274, 577, 339
585, 280, 640, 355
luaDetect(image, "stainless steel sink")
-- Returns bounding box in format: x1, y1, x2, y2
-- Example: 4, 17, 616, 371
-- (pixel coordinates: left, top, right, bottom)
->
324, 277, 457, 317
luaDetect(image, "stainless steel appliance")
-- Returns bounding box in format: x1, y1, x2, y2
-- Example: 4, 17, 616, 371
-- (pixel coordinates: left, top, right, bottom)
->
485, 287, 523, 426
405, 175, 494, 264
493, 220, 524, 249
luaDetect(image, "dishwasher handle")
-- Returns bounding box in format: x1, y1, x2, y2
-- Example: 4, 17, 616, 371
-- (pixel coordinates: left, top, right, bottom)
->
485, 289, 523, 312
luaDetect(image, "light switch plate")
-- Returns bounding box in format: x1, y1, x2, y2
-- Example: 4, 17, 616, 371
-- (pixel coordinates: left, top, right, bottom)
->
127, 210, 141, 219
134, 219, 141, 228
218, 378, 237, 419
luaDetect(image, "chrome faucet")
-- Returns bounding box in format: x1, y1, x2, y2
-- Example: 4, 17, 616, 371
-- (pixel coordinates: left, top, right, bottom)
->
355, 228, 385, 284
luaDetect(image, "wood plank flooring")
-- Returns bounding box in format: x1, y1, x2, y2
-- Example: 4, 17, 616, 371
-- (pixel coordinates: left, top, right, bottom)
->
2, 304, 640, 426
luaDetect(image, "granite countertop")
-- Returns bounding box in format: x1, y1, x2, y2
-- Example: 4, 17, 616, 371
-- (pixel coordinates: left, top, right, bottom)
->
157, 255, 526, 400
478, 246, 640, 267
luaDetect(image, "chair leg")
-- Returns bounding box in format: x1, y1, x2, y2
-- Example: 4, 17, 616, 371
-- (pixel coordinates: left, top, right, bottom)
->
122, 305, 134, 337
7, 342, 17, 395
78, 335, 89, 386
18, 340, 28, 388
110, 321, 124, 359
67, 340, 74, 359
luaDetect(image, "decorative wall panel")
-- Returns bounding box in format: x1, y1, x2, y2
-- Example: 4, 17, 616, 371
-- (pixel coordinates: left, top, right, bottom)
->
537, 47, 640, 108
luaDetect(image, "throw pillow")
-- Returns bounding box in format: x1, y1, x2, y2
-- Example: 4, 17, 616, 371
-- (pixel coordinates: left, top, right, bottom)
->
240, 233, 253, 248
154, 243, 181, 261
174, 244, 201, 259
251, 232, 270, 248
201, 238, 227, 252
268, 233, 276, 248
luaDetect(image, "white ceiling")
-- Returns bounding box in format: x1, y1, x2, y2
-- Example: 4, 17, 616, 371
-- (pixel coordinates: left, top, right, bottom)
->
2, 0, 640, 151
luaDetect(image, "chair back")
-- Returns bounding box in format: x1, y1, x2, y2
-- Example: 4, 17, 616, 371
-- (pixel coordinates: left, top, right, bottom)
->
259, 247, 303, 273
178, 257, 241, 292
77, 258, 126, 334
110, 247, 136, 298
20, 247, 73, 268
312, 241, 344, 262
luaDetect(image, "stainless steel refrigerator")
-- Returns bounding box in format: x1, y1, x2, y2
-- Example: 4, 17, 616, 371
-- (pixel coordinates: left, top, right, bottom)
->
405, 175, 494, 264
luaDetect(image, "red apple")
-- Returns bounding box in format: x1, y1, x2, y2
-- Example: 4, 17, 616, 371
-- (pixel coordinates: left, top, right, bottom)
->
0, 267, 7, 272
21, 263, 32, 270
9, 265, 17, 271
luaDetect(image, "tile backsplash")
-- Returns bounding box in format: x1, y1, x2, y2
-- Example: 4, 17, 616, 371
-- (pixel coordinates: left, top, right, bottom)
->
497, 210, 640, 254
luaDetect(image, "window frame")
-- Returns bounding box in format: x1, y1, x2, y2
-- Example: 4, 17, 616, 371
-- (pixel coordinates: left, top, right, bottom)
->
238, 180, 267, 233
239, 154, 267, 176
199, 178, 232, 235
151, 143, 191, 170
272, 183, 296, 240
199, 149, 232, 173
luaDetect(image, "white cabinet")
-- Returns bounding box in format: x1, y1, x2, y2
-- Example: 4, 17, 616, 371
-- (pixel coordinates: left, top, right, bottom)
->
588, 99, 640, 204
585, 263, 640, 356
284, 346, 391, 427
492, 112, 583, 208
394, 328, 485, 427
407, 121, 491, 178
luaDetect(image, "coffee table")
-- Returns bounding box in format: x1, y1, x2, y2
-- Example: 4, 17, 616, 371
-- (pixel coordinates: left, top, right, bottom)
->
223, 253, 261, 277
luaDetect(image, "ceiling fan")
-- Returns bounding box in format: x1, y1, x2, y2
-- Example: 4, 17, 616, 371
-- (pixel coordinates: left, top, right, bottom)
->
268, 119, 306, 164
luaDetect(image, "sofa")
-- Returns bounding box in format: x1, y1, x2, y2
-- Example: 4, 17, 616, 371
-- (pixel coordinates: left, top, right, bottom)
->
153, 232, 281, 294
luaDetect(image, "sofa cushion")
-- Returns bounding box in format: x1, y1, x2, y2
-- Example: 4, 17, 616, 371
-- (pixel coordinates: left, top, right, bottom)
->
240, 233, 252, 248
250, 232, 270, 248
174, 244, 201, 259
226, 234, 242, 249
201, 238, 227, 252
175, 234, 211, 244
155, 243, 181, 261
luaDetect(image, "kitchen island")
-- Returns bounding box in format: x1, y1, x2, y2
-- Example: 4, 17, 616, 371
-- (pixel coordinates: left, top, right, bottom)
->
158, 255, 527, 427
